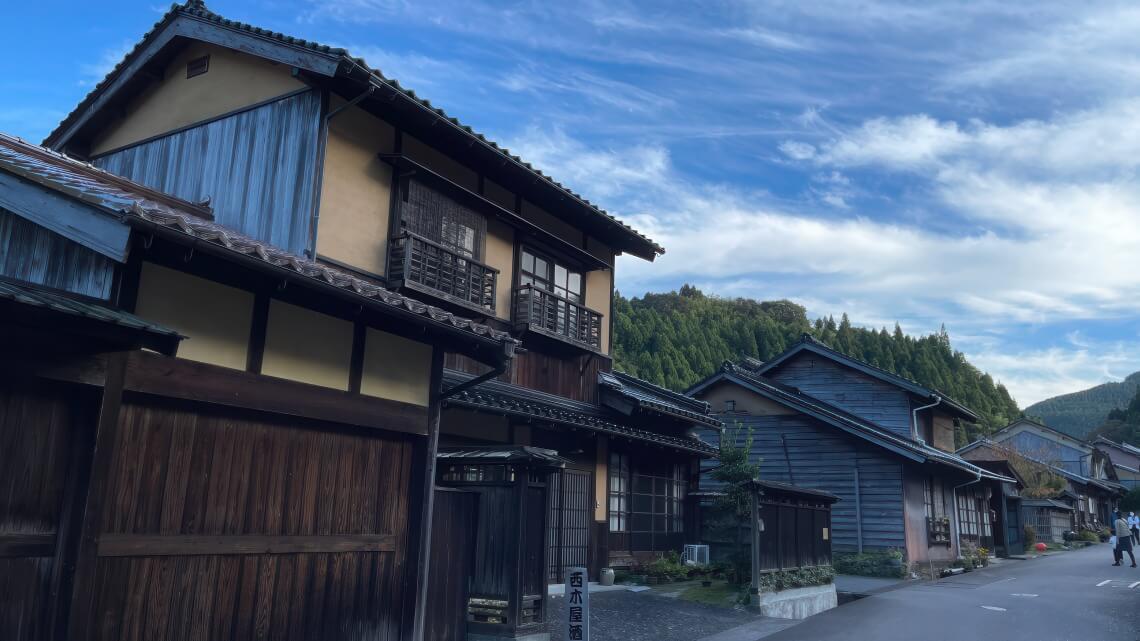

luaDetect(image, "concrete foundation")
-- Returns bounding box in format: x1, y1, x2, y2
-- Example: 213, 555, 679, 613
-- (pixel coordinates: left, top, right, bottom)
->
751, 583, 837, 619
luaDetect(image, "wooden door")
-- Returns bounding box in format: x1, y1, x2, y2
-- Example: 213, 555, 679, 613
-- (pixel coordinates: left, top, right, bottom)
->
79, 398, 416, 641
0, 379, 95, 641
547, 469, 591, 582
425, 488, 477, 641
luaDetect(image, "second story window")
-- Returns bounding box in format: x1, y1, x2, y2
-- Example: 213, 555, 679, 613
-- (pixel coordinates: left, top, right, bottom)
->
403, 179, 485, 260
520, 248, 582, 301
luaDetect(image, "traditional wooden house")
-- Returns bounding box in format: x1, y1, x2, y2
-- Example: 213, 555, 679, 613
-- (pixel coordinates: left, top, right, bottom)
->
988, 418, 1098, 476
22, 2, 720, 639
959, 438, 1125, 531
0, 132, 516, 641
689, 336, 1017, 568
1091, 437, 1140, 490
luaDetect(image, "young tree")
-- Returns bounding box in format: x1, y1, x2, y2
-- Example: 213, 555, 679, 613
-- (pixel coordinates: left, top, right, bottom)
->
709, 422, 761, 583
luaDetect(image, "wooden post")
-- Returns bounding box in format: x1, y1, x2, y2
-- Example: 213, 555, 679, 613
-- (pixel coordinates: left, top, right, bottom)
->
853, 466, 864, 554
66, 352, 127, 640
749, 485, 761, 600
411, 347, 446, 641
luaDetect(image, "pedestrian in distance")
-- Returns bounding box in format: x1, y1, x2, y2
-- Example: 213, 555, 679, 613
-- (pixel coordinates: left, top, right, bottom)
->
1129, 512, 1139, 546
1114, 512, 1136, 568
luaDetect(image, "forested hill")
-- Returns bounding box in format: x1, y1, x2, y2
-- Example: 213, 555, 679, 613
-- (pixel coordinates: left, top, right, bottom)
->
612, 286, 1021, 441
1026, 372, 1140, 439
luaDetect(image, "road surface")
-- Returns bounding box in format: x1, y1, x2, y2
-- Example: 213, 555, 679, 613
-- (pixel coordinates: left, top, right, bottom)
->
768, 544, 1139, 641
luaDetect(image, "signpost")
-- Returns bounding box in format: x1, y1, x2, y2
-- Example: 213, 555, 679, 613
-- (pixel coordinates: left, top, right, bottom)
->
565, 567, 589, 641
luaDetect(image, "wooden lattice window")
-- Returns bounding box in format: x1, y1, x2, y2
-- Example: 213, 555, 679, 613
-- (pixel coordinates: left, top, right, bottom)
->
401, 179, 486, 259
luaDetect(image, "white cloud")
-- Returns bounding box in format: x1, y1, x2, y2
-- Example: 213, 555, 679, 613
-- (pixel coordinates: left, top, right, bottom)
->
78, 41, 134, 87
966, 341, 1140, 407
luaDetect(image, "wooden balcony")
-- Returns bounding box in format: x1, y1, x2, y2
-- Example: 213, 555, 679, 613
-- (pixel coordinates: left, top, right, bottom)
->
513, 284, 603, 351
388, 231, 498, 314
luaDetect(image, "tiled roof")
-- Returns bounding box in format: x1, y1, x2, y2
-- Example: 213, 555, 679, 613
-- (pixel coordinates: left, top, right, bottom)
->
696, 362, 1013, 482
0, 133, 517, 349
599, 371, 722, 428
437, 446, 567, 467
442, 369, 719, 457
45, 1, 663, 259
0, 277, 182, 353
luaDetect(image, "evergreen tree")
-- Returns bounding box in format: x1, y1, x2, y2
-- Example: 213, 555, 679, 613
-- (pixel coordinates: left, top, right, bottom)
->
612, 285, 1022, 438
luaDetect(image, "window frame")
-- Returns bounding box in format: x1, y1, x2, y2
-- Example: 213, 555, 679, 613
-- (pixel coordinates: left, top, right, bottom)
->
517, 245, 585, 304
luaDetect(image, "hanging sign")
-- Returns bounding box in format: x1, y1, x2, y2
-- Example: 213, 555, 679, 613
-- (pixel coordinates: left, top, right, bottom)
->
565, 567, 589, 641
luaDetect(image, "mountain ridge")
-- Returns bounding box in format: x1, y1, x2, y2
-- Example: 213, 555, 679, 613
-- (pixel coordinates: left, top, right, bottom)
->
1023, 371, 1140, 439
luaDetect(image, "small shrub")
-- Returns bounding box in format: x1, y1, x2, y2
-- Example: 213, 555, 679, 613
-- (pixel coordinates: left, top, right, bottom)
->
1079, 530, 1100, 543
756, 566, 835, 593
1023, 524, 1037, 548
833, 549, 906, 578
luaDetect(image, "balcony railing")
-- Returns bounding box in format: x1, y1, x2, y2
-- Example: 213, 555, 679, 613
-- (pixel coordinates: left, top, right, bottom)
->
514, 284, 603, 350
388, 231, 498, 313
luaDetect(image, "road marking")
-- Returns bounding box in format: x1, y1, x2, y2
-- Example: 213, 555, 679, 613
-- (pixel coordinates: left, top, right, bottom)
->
1010, 593, 1038, 597
981, 606, 1006, 612
1096, 580, 1112, 587
1130, 582, 1140, 589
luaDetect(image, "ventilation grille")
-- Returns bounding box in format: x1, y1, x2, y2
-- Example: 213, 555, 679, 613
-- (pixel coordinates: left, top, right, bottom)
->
186, 55, 209, 79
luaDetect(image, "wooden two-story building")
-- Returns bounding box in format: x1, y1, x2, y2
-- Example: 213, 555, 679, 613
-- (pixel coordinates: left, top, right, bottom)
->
8, 2, 720, 640
689, 337, 1017, 566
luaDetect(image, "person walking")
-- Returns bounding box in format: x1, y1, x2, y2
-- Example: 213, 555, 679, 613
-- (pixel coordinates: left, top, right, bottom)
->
1129, 512, 1139, 545
1114, 512, 1136, 567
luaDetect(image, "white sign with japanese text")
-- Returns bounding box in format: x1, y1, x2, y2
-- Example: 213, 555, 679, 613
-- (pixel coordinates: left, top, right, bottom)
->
564, 567, 589, 641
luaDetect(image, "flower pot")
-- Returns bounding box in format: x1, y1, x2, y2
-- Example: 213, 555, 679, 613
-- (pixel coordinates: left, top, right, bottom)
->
600, 568, 615, 586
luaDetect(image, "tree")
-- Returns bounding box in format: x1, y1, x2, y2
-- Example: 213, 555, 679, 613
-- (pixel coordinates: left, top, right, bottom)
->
708, 422, 761, 584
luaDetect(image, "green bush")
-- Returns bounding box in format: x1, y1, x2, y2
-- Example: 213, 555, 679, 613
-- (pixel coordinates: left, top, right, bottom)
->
1121, 488, 1140, 513
755, 566, 835, 592
642, 551, 691, 581
1079, 530, 1100, 543
1023, 524, 1037, 548
833, 550, 906, 578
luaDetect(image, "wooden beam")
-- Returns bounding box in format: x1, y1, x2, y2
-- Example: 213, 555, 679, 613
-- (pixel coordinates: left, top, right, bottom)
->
348, 320, 366, 394
245, 291, 270, 373
0, 172, 131, 262
124, 351, 429, 436
97, 534, 396, 557
66, 352, 127, 641
410, 347, 445, 641
0, 534, 55, 558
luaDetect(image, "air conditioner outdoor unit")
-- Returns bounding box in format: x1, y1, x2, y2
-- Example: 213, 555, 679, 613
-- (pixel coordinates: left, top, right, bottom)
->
682, 544, 710, 566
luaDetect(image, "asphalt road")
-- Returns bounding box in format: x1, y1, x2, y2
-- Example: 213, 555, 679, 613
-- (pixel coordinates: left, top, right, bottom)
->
767, 544, 1140, 641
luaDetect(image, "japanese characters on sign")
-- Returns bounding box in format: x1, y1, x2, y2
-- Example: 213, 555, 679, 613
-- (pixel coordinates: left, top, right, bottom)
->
565, 567, 589, 641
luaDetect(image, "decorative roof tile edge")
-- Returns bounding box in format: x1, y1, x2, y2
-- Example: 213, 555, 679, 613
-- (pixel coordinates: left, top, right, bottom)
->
599, 371, 722, 428
442, 378, 718, 457
45, 1, 663, 258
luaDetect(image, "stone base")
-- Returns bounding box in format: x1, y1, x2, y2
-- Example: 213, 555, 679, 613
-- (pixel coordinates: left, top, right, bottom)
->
750, 583, 837, 619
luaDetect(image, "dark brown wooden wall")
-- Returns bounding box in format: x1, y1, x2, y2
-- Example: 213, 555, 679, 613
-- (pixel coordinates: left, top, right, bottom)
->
445, 351, 610, 404
83, 398, 415, 641
425, 489, 477, 641
0, 380, 94, 641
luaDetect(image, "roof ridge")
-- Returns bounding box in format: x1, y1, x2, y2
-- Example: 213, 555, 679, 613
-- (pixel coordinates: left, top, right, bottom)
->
45, 2, 663, 257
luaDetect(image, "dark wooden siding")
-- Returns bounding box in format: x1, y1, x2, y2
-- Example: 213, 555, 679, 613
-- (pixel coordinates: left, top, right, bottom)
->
84, 397, 414, 641
445, 351, 610, 404
94, 91, 321, 254
0, 208, 115, 299
426, 489, 477, 641
766, 353, 914, 439
702, 413, 905, 551
0, 379, 96, 641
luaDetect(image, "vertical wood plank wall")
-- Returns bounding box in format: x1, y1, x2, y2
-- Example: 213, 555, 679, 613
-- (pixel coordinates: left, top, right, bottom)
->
82, 397, 415, 641
0, 379, 95, 641
701, 414, 905, 552
444, 351, 610, 404
425, 489, 477, 641
93, 90, 322, 254
0, 208, 116, 299
766, 354, 914, 439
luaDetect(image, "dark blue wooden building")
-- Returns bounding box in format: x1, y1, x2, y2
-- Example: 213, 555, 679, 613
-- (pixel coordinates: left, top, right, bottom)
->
690, 336, 1016, 565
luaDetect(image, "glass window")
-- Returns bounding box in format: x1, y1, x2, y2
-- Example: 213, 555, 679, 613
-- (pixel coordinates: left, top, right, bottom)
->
608, 452, 630, 532
520, 246, 582, 303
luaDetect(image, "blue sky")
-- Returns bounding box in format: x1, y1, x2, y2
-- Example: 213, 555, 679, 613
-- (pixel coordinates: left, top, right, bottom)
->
5, 1, 1140, 406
